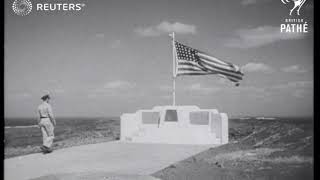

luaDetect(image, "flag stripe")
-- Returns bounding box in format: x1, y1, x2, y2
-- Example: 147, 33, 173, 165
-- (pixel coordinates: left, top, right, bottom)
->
177, 67, 241, 81
177, 59, 243, 81
178, 68, 208, 72
177, 72, 215, 76
178, 62, 205, 71
199, 58, 243, 76
200, 65, 242, 81
199, 56, 243, 75
197, 52, 230, 66
199, 60, 243, 80
199, 59, 243, 77
174, 41, 244, 84
178, 66, 204, 71
178, 59, 204, 67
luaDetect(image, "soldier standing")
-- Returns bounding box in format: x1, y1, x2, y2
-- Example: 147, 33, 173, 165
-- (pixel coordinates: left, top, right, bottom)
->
37, 92, 56, 153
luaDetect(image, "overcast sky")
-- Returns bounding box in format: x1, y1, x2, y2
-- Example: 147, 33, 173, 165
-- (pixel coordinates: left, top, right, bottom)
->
5, 0, 314, 118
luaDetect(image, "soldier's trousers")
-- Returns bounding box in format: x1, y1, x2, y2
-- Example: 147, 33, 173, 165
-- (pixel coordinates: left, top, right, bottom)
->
39, 118, 54, 148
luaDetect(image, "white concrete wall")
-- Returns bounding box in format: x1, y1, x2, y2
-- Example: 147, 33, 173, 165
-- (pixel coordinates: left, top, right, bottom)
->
120, 106, 228, 145
211, 112, 222, 139
220, 113, 229, 144
120, 113, 140, 141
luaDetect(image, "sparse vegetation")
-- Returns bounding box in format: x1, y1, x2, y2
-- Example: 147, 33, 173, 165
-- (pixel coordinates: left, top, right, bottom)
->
153, 118, 313, 180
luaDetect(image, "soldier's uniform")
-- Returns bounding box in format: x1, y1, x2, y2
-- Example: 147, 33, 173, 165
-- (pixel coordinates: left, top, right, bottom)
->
37, 93, 56, 153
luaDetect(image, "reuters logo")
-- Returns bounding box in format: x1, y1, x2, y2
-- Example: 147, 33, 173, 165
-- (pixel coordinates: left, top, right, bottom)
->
12, 0, 33, 16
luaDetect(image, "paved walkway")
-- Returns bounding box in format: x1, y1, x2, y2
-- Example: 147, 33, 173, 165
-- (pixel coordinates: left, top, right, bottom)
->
5, 141, 212, 180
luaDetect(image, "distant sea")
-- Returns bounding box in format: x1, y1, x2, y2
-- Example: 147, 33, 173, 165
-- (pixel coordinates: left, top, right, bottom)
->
4, 117, 120, 127
5, 116, 312, 129
5, 125, 38, 129
231, 116, 313, 123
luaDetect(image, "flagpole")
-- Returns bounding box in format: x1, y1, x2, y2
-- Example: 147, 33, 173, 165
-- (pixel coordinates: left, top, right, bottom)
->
171, 32, 176, 106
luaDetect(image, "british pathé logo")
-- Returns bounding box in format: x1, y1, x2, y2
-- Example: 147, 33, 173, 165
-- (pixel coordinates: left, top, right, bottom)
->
280, 0, 308, 33
281, 0, 307, 16
12, 0, 33, 16
12, 0, 86, 16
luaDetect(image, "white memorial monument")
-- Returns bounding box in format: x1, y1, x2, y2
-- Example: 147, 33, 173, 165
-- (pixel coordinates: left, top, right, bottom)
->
121, 105, 228, 145
120, 32, 243, 145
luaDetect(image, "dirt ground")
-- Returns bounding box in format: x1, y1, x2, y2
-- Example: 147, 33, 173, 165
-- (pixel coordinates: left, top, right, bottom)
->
5, 142, 209, 180
152, 119, 313, 180
5, 118, 313, 180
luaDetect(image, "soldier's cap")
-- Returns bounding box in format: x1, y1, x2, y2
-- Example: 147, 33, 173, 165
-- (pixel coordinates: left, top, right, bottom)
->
41, 91, 51, 100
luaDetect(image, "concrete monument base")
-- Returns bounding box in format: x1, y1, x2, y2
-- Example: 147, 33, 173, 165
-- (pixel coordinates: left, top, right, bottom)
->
120, 106, 228, 145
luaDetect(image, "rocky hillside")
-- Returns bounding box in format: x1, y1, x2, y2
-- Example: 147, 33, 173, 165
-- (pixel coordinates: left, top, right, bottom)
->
153, 118, 313, 180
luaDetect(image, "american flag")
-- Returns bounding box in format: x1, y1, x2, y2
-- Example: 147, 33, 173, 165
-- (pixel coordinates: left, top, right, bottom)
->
174, 41, 244, 85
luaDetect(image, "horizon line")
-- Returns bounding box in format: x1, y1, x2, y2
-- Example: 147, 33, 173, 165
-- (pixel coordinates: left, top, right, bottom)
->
4, 115, 313, 119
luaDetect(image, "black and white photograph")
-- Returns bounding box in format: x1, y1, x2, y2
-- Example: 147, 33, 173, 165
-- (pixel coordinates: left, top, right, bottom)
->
4, 0, 314, 179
